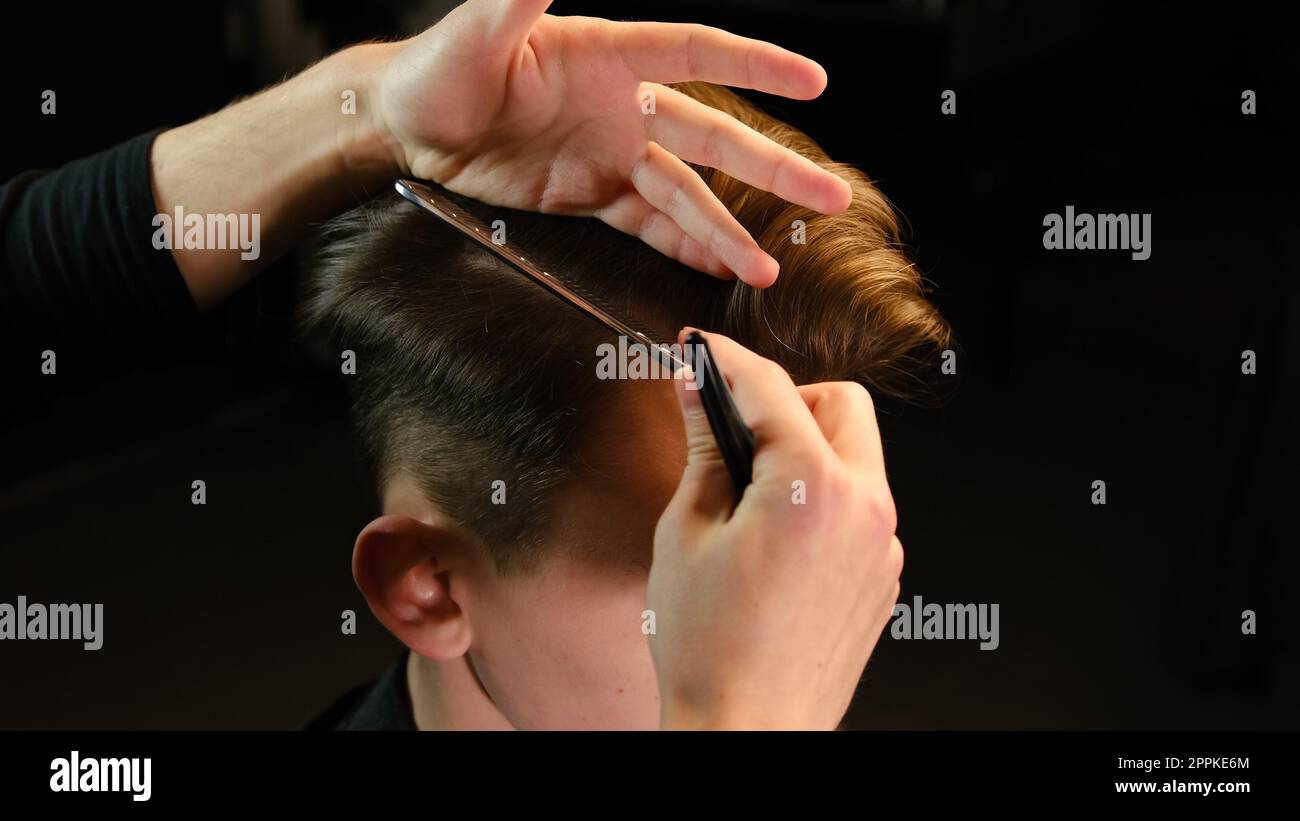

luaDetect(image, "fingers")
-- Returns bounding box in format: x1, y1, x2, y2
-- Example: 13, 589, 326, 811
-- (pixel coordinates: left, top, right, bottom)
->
666, 329, 829, 524
614, 22, 828, 100
645, 84, 853, 216
594, 190, 732, 279
628, 143, 779, 285
796, 382, 886, 477
682, 330, 832, 466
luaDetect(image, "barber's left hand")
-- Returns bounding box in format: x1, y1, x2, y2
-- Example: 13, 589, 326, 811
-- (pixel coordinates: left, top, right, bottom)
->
370, 0, 852, 286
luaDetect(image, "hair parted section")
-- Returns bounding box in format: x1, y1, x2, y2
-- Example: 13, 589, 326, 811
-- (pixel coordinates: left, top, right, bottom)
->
674, 82, 951, 394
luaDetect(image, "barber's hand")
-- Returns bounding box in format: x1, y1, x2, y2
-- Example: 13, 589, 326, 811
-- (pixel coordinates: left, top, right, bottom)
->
372, 0, 853, 286
648, 330, 903, 730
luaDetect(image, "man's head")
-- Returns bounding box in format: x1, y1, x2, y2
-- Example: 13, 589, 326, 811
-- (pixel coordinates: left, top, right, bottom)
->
300, 82, 950, 728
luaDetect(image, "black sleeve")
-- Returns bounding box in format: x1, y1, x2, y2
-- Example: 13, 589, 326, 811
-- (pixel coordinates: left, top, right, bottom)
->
0, 130, 199, 361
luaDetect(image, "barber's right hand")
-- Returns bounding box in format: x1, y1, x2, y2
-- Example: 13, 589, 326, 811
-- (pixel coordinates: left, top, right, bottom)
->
648, 329, 903, 730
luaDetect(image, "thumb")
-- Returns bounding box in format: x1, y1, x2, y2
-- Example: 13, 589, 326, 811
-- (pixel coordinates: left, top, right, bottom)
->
671, 359, 735, 519
463, 0, 553, 49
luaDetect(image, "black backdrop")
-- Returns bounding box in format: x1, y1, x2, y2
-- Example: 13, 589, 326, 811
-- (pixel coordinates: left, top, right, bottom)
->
1, 0, 1295, 729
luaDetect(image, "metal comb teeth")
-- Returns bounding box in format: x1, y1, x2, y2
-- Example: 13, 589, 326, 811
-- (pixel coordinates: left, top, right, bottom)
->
395, 179, 686, 370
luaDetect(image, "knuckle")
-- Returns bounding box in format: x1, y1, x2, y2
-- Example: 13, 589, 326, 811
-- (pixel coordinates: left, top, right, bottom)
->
663, 183, 687, 218
830, 380, 874, 414
863, 487, 898, 538
699, 118, 726, 169
676, 230, 698, 263
759, 356, 792, 385
682, 26, 700, 77
765, 149, 787, 195
803, 457, 851, 507
887, 537, 905, 579
629, 151, 652, 189
638, 207, 665, 241
704, 222, 728, 259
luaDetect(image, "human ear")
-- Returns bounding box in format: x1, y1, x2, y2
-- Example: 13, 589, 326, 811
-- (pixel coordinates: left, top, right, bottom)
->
352, 514, 474, 661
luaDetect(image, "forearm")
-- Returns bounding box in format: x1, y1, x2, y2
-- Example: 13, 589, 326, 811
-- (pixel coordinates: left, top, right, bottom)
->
150, 42, 402, 310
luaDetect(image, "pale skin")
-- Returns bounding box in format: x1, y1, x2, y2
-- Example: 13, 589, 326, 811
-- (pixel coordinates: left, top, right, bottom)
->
149, 0, 900, 729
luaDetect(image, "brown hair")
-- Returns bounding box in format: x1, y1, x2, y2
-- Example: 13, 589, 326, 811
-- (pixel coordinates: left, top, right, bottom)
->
300, 82, 950, 574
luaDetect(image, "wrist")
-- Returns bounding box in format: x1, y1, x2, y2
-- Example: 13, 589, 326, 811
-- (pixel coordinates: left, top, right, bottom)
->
658, 679, 830, 730
658, 683, 752, 731
326, 41, 407, 185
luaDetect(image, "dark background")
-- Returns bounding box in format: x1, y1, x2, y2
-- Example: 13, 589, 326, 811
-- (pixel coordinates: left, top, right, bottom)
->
1, 0, 1296, 729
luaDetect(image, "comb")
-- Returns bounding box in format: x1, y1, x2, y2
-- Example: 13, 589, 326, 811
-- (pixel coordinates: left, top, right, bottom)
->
394, 179, 687, 371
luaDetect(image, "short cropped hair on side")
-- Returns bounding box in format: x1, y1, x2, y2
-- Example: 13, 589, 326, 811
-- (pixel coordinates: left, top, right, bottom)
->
299, 82, 951, 575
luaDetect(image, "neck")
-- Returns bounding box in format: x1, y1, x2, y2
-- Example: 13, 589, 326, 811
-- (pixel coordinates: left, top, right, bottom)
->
406, 651, 515, 730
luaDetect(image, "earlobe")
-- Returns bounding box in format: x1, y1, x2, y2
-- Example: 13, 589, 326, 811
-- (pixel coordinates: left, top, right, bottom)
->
352, 514, 474, 661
